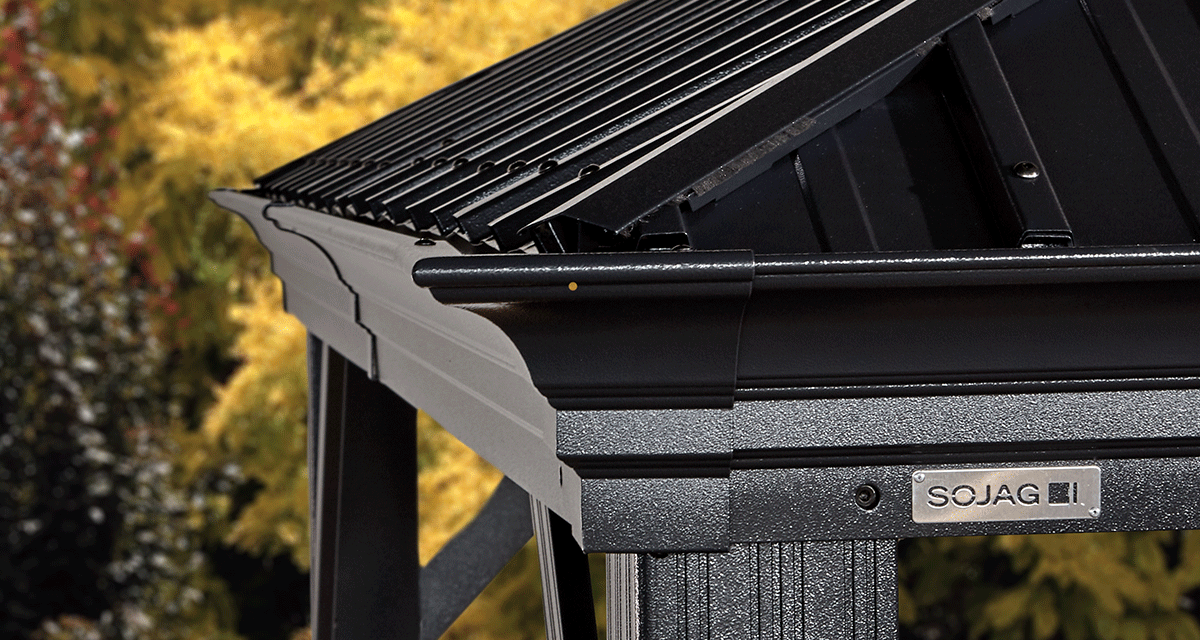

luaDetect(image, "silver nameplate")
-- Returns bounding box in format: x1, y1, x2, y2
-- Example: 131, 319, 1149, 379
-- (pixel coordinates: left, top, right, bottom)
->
911, 466, 1101, 523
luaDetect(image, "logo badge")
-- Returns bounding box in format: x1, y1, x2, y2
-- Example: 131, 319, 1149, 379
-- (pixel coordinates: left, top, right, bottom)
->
911, 466, 1101, 523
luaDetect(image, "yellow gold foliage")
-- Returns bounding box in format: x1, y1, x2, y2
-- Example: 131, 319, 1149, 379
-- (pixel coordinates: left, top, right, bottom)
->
193, 276, 311, 568
116, 0, 622, 239
976, 533, 1200, 640
82, 0, 624, 636
336, 0, 620, 116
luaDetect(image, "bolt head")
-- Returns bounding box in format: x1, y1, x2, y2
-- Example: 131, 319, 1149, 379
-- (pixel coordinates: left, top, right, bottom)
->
855, 484, 881, 511
913, 472, 926, 483
1089, 508, 1101, 518
1013, 161, 1040, 179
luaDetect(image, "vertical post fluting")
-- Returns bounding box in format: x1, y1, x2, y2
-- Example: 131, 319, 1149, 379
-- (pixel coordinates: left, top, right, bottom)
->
532, 500, 598, 640
609, 540, 897, 640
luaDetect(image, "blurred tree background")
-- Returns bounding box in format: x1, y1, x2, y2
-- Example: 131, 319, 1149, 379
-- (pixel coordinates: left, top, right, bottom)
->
3, 0, 1200, 638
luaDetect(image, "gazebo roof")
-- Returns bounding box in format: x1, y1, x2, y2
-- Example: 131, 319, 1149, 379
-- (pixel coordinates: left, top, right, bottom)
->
252, 0, 1200, 255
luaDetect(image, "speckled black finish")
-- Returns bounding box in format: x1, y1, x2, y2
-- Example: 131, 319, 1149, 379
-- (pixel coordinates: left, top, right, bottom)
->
730, 458, 1200, 542
570, 391, 1200, 551
620, 541, 896, 640
581, 477, 729, 552
558, 408, 732, 475
730, 389, 1200, 451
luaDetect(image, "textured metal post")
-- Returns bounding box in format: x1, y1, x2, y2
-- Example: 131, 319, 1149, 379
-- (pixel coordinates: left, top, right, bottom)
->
609, 540, 897, 640
307, 335, 321, 636
607, 553, 640, 640
310, 337, 339, 640
531, 499, 598, 640
310, 342, 420, 640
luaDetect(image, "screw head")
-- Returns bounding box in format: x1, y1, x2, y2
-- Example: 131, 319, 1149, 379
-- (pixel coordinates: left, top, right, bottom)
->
1013, 161, 1040, 179
913, 472, 926, 483
855, 484, 881, 510
1089, 508, 1101, 519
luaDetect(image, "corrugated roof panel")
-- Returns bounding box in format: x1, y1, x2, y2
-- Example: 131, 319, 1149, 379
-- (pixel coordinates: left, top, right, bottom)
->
254, 0, 1200, 254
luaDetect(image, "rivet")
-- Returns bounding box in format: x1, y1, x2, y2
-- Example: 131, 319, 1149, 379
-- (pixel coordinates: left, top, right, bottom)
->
415, 238, 435, 246
568, 282, 578, 291
913, 472, 926, 483
1013, 161, 1040, 179
1089, 508, 1101, 519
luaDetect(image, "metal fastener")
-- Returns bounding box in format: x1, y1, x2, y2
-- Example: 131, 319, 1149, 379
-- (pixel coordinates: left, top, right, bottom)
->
1013, 161, 1040, 179
855, 484, 881, 510
415, 238, 436, 246
913, 472, 926, 483
1089, 508, 1101, 518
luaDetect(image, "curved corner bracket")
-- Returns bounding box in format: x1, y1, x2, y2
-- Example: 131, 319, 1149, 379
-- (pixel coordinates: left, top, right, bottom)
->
257, 205, 575, 527
262, 203, 379, 378
208, 190, 375, 375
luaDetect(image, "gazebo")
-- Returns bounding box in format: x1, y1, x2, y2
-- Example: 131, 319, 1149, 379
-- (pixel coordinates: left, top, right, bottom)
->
213, 0, 1200, 636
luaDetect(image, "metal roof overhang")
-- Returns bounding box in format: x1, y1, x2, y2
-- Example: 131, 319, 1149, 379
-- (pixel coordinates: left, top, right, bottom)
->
214, 0, 1200, 551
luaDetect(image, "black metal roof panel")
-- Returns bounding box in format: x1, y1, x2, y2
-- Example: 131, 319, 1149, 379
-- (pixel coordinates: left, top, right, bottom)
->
254, 0, 1200, 254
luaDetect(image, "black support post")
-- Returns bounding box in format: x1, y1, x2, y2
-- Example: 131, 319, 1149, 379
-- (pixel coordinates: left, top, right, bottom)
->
310, 337, 420, 640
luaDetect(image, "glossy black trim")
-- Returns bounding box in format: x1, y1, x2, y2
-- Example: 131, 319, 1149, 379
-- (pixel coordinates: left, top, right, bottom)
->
733, 437, 1200, 469
415, 245, 1200, 409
